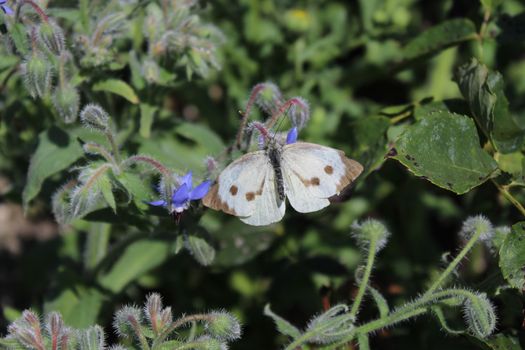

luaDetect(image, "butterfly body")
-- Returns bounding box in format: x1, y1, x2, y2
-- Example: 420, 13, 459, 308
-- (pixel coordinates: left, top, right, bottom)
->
203, 142, 363, 226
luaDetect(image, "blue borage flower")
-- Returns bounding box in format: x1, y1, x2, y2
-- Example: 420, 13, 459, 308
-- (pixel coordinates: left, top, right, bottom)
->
149, 171, 211, 213
286, 126, 298, 144
0, 0, 13, 15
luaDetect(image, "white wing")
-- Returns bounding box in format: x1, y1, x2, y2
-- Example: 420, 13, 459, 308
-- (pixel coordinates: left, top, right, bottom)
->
240, 162, 285, 226
203, 151, 285, 225
281, 142, 363, 213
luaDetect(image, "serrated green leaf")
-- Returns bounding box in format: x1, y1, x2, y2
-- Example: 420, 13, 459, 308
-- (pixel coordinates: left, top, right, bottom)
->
393, 111, 498, 194
402, 19, 476, 61
455, 58, 525, 153
139, 104, 157, 138
43, 286, 105, 328
92, 79, 139, 104
97, 238, 172, 293
263, 304, 301, 339
499, 222, 525, 289
23, 127, 84, 210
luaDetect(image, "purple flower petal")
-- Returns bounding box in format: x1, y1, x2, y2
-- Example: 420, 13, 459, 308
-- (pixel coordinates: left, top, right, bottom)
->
286, 127, 298, 144
1, 5, 14, 15
189, 180, 211, 200
148, 199, 167, 207
172, 184, 190, 206
180, 171, 193, 188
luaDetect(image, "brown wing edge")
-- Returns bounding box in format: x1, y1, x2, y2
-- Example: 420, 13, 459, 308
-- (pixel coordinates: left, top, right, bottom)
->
202, 184, 237, 216
335, 151, 364, 193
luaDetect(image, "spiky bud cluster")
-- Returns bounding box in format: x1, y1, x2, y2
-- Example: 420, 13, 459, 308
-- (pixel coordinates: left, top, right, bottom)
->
80, 104, 110, 132
79, 325, 106, 350
459, 215, 494, 242
38, 20, 65, 56
351, 218, 391, 253
22, 52, 53, 98
144, 293, 173, 335
205, 311, 242, 341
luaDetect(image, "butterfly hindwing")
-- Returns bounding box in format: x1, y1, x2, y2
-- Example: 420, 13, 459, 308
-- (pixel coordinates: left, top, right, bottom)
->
203, 151, 285, 225
240, 163, 285, 226
281, 142, 363, 213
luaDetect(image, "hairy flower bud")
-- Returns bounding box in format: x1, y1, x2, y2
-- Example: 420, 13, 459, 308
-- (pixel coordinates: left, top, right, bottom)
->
351, 219, 391, 253
459, 215, 494, 242
80, 104, 110, 131
53, 83, 80, 123
23, 52, 52, 98
288, 97, 310, 129
142, 59, 160, 83
254, 82, 284, 115
193, 336, 227, 350
38, 20, 65, 55
205, 311, 241, 341
113, 306, 142, 338
79, 325, 106, 350
462, 293, 496, 338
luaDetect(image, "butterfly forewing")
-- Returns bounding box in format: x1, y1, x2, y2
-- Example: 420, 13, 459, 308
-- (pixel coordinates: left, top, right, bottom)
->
281, 142, 363, 213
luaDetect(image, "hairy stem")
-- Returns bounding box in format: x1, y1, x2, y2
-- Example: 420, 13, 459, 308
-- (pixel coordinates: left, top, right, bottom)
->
350, 239, 377, 317
492, 180, 525, 217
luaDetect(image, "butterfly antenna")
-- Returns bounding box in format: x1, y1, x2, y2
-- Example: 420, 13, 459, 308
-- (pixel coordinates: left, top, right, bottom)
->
268, 104, 293, 141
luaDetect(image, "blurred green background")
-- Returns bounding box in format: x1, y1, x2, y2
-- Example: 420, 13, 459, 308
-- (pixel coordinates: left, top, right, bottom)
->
1, 0, 525, 348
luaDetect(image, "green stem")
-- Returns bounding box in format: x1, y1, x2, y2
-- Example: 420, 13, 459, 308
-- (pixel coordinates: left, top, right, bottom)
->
350, 239, 377, 317
424, 227, 483, 296
105, 130, 121, 164
492, 180, 525, 217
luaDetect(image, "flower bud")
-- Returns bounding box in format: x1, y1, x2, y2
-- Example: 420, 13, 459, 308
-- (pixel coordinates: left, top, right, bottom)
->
142, 59, 160, 83
23, 52, 53, 98
80, 104, 110, 131
113, 306, 143, 339
288, 97, 310, 129
306, 304, 355, 344
38, 20, 65, 56
351, 219, 391, 253
45, 312, 64, 339
254, 82, 284, 115
193, 336, 227, 350
205, 311, 242, 341
462, 293, 496, 338
459, 215, 494, 242
7, 311, 44, 349
79, 325, 106, 350
53, 83, 80, 124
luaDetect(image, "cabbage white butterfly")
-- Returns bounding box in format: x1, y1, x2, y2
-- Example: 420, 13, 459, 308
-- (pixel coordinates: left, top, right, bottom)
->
203, 132, 363, 226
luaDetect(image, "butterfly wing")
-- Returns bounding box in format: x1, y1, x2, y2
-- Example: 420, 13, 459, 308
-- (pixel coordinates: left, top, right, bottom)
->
281, 142, 363, 213
203, 151, 285, 225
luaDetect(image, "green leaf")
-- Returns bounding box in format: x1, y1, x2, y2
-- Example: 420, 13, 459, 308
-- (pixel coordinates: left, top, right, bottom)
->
92, 79, 140, 104
184, 232, 216, 266
97, 238, 172, 293
176, 122, 225, 153
2, 306, 21, 323
203, 213, 277, 267
392, 111, 498, 194
84, 223, 111, 271
117, 172, 155, 210
9, 23, 29, 55
139, 104, 157, 138
499, 222, 525, 289
99, 173, 116, 212
402, 19, 477, 61
263, 304, 301, 339
347, 115, 390, 178
481, 333, 521, 350
23, 127, 84, 209
413, 99, 469, 121
368, 286, 389, 318
455, 58, 525, 153
480, 0, 502, 12
43, 286, 105, 328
